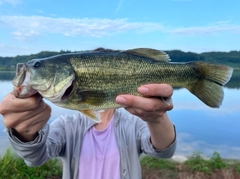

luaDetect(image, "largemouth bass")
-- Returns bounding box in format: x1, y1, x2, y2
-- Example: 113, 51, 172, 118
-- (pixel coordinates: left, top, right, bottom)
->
12, 48, 233, 122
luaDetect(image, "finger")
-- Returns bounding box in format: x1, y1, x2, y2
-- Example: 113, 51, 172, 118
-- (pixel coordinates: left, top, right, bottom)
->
28, 119, 49, 135
14, 119, 49, 141
125, 106, 165, 118
12, 93, 43, 111
138, 84, 173, 98
4, 102, 51, 128
124, 106, 172, 124
116, 95, 173, 112
15, 110, 51, 134
0, 93, 43, 114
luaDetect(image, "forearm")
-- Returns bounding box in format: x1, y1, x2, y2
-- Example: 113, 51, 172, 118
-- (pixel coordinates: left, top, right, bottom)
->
8, 125, 51, 166
147, 112, 176, 150
8, 123, 65, 166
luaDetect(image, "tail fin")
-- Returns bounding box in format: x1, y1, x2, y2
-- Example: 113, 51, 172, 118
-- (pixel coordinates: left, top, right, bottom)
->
186, 62, 233, 108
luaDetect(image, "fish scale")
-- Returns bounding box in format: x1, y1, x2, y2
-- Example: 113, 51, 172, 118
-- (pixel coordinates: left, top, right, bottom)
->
12, 48, 233, 122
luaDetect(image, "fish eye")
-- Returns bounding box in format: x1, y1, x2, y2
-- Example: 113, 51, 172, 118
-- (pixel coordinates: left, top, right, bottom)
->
33, 61, 41, 68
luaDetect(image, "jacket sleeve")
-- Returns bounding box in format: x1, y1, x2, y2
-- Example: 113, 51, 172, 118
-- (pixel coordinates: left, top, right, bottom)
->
7, 117, 66, 166
136, 118, 177, 158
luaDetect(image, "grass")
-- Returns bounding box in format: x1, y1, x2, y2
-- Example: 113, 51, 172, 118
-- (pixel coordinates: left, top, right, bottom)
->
185, 151, 229, 174
1, 148, 240, 179
141, 151, 240, 179
0, 148, 62, 179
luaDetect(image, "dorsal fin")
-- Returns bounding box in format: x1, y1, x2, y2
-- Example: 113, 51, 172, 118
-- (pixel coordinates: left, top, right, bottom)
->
124, 48, 170, 62
93, 47, 120, 53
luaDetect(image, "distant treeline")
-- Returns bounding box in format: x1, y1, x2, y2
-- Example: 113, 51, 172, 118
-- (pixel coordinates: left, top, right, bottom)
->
165, 50, 240, 68
0, 49, 240, 70
0, 50, 73, 70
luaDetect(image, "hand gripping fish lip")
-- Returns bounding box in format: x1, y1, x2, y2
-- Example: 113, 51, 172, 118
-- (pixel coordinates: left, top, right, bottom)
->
12, 63, 38, 98
12, 63, 27, 87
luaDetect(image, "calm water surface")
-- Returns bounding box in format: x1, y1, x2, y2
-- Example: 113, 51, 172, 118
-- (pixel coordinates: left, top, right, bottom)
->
0, 72, 239, 158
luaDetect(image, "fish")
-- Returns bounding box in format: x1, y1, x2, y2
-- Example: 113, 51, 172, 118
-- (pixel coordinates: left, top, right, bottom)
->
12, 48, 233, 122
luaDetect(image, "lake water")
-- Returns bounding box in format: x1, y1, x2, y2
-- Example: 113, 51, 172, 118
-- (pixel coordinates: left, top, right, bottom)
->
0, 71, 240, 159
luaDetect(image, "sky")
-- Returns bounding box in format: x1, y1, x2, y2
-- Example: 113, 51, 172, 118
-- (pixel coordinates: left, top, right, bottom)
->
0, 0, 240, 57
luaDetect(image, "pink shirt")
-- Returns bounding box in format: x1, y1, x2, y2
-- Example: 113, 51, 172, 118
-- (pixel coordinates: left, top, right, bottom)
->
79, 117, 121, 179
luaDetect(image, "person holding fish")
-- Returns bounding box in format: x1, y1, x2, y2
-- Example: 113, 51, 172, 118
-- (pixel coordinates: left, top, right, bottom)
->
0, 48, 232, 179
0, 83, 176, 179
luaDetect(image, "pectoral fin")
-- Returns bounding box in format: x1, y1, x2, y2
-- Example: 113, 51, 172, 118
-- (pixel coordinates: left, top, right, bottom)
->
81, 110, 101, 123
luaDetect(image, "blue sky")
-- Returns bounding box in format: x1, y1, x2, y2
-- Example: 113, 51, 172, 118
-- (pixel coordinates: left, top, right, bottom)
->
0, 0, 240, 56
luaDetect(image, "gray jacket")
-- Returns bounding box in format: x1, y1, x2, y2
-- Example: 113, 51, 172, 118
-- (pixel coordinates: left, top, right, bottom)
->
8, 109, 176, 179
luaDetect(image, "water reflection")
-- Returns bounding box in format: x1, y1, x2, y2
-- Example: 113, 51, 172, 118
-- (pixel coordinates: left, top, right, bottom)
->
225, 69, 240, 89
169, 88, 240, 158
0, 71, 15, 81
0, 72, 239, 158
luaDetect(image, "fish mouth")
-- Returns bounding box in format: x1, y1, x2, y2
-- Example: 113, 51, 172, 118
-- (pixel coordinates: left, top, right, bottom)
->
12, 63, 27, 87
61, 80, 74, 101
13, 85, 38, 98
13, 64, 38, 98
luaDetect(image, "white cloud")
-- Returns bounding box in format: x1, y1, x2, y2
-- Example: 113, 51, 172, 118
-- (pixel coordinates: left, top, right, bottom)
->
176, 132, 240, 159
12, 30, 40, 40
37, 9, 44, 13
169, 22, 240, 36
1, 15, 240, 42
1, 0, 21, 5
0, 15, 164, 40
115, 0, 124, 13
